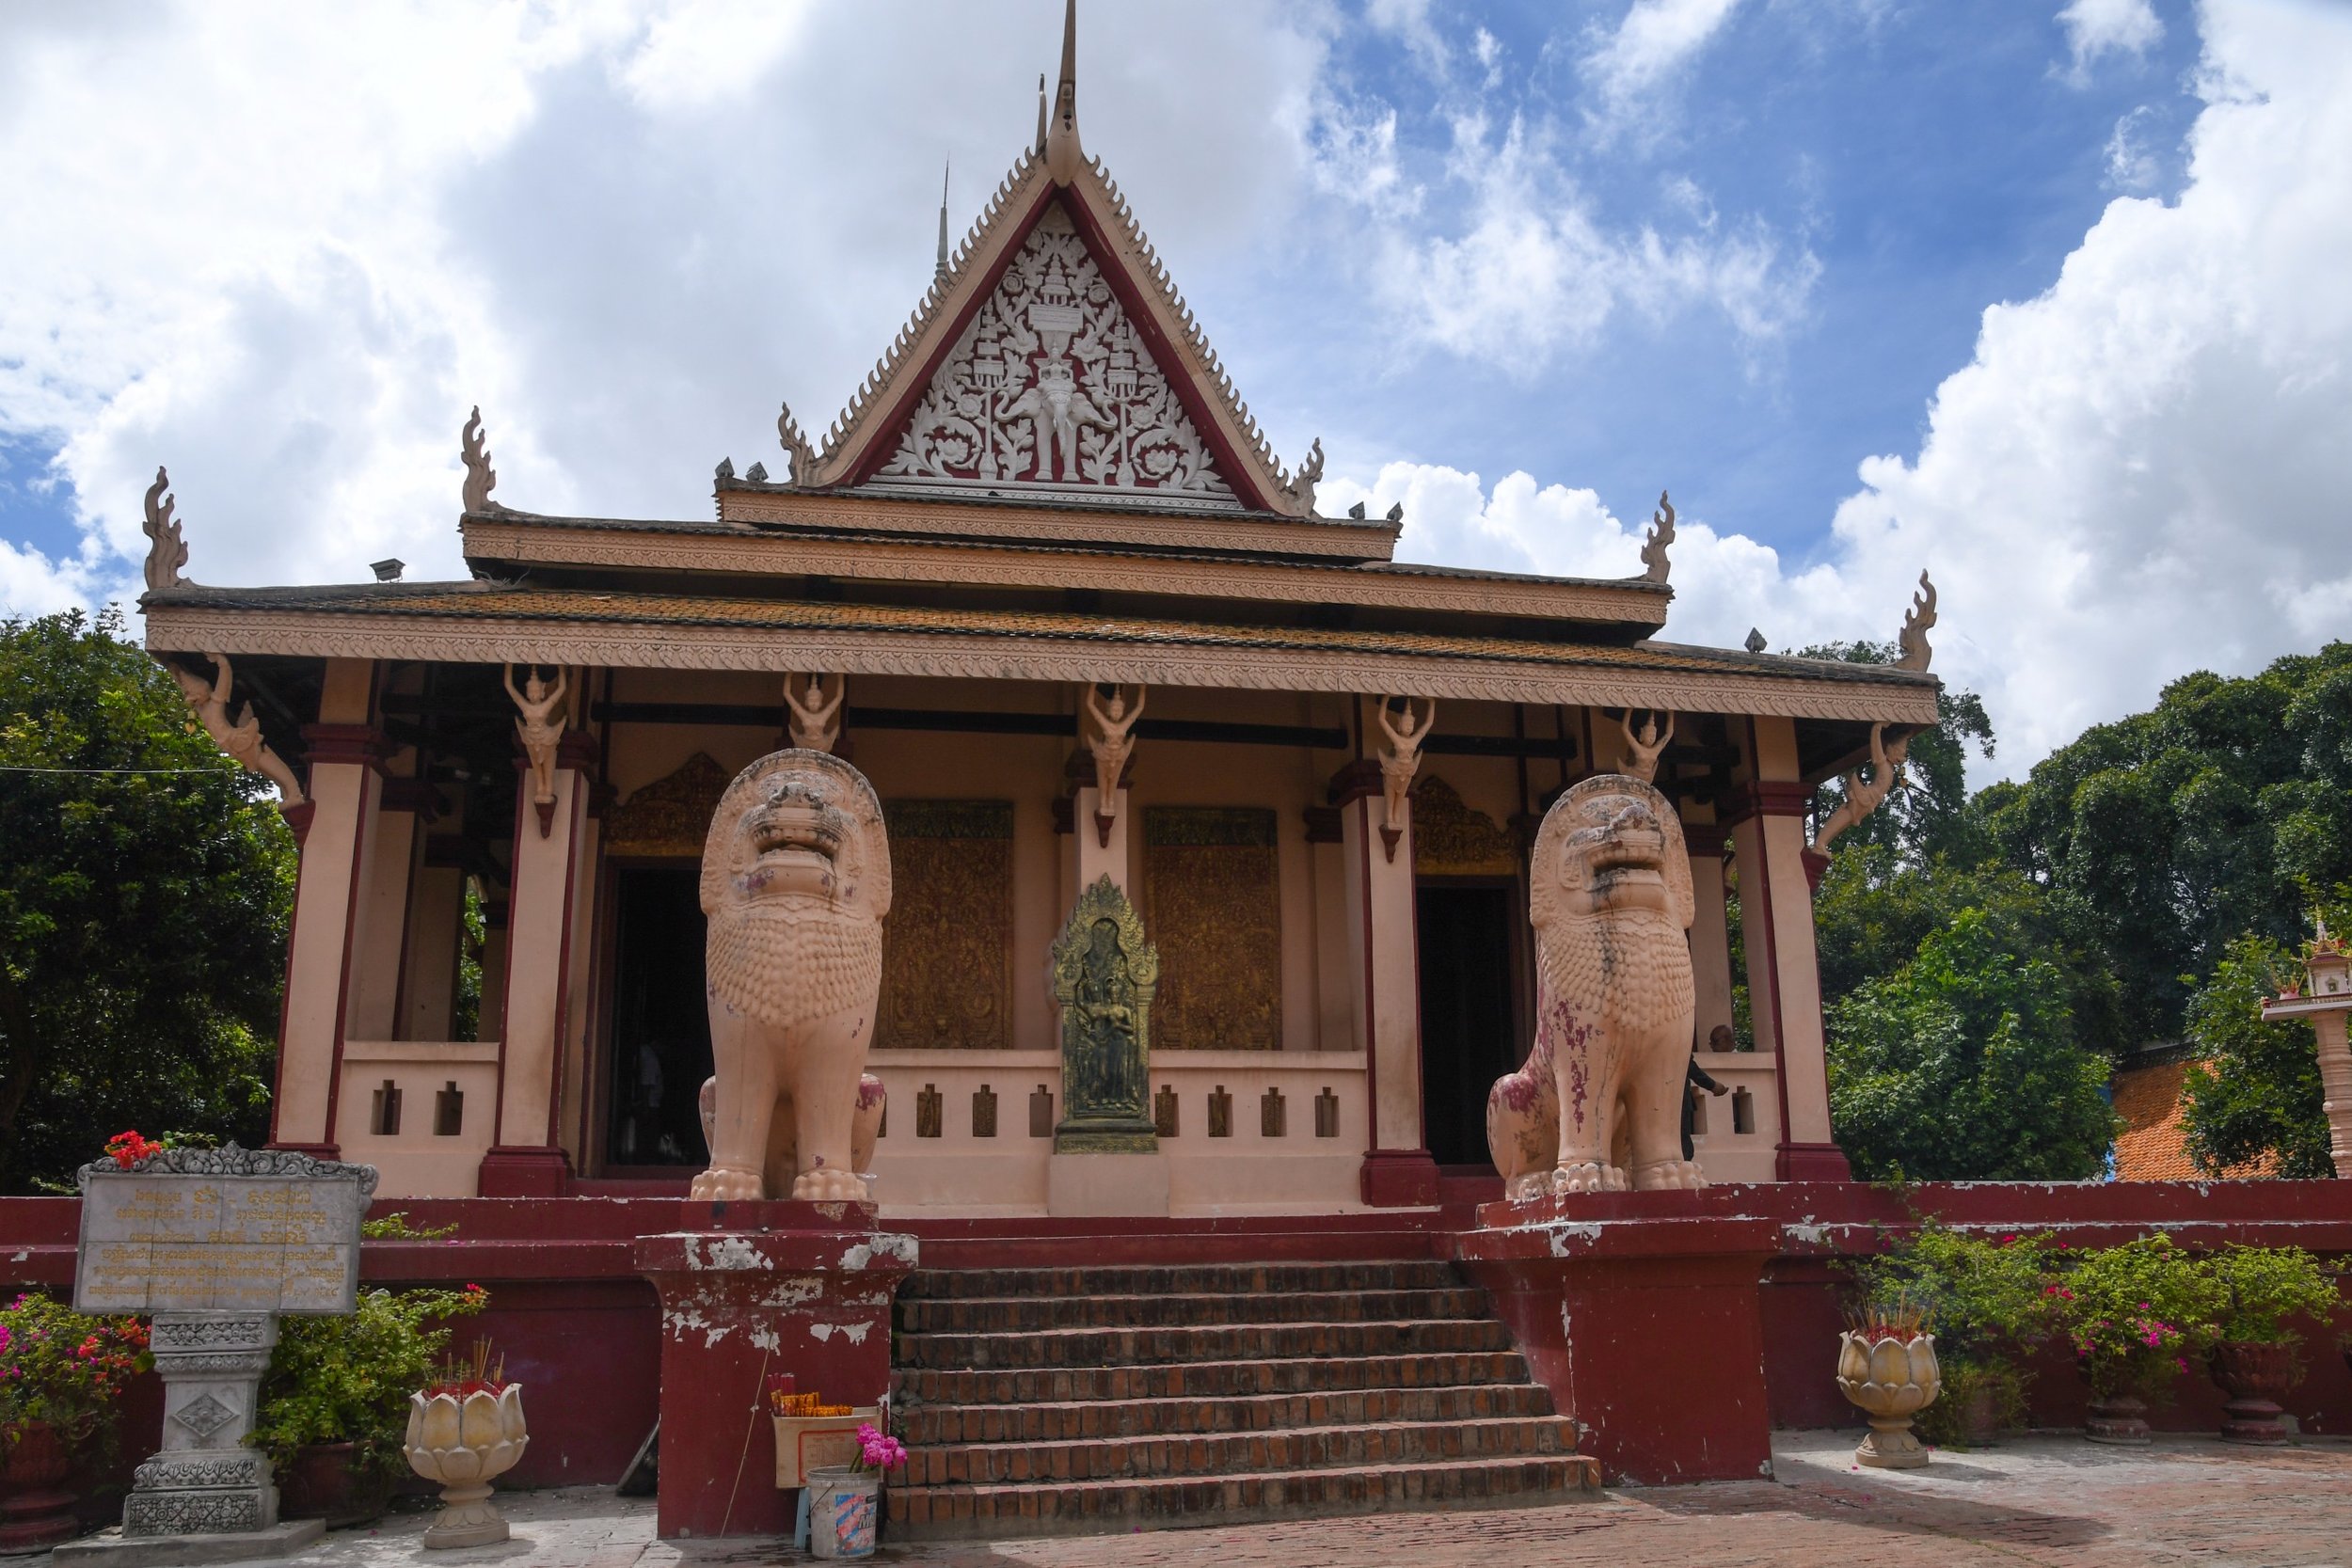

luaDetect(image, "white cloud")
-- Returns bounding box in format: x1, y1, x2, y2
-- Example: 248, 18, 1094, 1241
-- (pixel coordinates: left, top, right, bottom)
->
0, 2, 1323, 608
1339, 0, 2352, 776
1581, 0, 1744, 128
2102, 104, 2163, 191
2058, 0, 2165, 82
1351, 114, 1817, 373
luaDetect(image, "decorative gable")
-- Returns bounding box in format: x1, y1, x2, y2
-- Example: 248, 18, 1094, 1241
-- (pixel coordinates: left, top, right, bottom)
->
865, 203, 1239, 511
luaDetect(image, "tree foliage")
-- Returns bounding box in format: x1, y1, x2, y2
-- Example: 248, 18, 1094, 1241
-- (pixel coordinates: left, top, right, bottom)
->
1827, 910, 2117, 1180
2178, 931, 2335, 1180
0, 610, 294, 1193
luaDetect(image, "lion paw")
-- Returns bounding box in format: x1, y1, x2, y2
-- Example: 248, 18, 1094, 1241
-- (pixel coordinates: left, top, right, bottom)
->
690, 1165, 764, 1202
1550, 1162, 1613, 1196
1632, 1159, 1707, 1192
791, 1166, 866, 1202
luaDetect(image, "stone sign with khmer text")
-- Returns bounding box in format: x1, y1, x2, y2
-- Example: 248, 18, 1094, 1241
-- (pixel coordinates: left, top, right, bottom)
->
70, 1145, 375, 1554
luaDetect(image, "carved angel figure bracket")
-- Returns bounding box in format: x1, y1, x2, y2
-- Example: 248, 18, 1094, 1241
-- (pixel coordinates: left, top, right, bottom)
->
1082, 682, 1145, 847
504, 663, 568, 836
171, 652, 304, 807
1617, 709, 1675, 784
1375, 694, 1436, 861
786, 673, 845, 752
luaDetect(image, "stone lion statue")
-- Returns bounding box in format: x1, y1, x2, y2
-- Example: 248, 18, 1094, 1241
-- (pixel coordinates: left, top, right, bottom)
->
692, 749, 891, 1202
1486, 773, 1701, 1198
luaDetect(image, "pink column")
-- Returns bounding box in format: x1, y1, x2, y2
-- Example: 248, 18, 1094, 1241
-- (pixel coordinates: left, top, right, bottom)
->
267, 659, 387, 1156
479, 730, 599, 1196
1723, 716, 1851, 1183
1330, 748, 1438, 1208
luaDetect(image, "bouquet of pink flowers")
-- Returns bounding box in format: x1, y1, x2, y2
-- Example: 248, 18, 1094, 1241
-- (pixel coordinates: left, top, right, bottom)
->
850, 1421, 906, 1476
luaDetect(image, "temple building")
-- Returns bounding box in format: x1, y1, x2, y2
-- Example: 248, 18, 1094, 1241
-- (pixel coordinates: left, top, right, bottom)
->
138, 12, 1937, 1213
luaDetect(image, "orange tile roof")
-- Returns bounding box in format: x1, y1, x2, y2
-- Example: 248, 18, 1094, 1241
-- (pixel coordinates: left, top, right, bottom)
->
145, 582, 1936, 691
2110, 1054, 2273, 1181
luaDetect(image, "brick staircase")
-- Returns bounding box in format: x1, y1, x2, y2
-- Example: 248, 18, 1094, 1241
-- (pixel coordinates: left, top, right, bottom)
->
885, 1259, 1600, 1540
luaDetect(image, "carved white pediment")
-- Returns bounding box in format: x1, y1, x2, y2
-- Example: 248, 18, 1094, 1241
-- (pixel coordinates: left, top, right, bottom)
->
866, 204, 1240, 511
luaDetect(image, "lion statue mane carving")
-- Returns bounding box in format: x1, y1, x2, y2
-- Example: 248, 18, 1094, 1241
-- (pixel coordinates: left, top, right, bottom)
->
1486, 773, 1702, 1198
692, 749, 890, 1202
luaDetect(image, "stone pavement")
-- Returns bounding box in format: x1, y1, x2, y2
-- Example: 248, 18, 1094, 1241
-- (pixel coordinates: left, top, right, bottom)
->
15, 1432, 2352, 1567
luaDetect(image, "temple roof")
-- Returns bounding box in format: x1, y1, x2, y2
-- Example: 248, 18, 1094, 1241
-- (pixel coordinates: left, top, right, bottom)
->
141, 579, 1939, 722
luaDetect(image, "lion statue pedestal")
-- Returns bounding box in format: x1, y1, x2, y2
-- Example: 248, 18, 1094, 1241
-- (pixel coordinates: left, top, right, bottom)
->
692, 749, 890, 1203
1486, 773, 1705, 1199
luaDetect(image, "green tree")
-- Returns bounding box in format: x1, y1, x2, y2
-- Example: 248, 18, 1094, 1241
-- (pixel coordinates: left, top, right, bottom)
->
2178, 929, 2336, 1180
1980, 644, 2352, 1046
1827, 909, 2118, 1180
0, 610, 294, 1192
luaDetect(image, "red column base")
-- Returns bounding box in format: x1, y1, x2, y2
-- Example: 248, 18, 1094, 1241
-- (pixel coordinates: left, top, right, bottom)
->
477, 1144, 574, 1196
1775, 1142, 1853, 1182
1457, 1197, 1777, 1483
635, 1211, 913, 1540
1359, 1149, 1441, 1207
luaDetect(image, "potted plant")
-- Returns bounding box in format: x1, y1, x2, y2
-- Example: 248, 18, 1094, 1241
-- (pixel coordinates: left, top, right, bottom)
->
805, 1420, 904, 1559
2202, 1244, 2339, 1444
0, 1292, 151, 1551
404, 1338, 528, 1549
247, 1282, 486, 1528
1847, 1221, 2060, 1448
2049, 1233, 2221, 1444
1835, 1293, 1941, 1468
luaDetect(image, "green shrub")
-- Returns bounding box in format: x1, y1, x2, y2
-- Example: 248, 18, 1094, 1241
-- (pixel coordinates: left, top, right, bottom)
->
246, 1285, 486, 1478
1847, 1219, 2060, 1444
2051, 1234, 2223, 1402
0, 1293, 151, 1460
2202, 1244, 2340, 1344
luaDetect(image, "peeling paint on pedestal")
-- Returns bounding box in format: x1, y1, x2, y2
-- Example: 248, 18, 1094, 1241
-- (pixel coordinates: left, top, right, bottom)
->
809, 1321, 873, 1344
689, 1234, 772, 1272
838, 1234, 917, 1271
1546, 1222, 1604, 1256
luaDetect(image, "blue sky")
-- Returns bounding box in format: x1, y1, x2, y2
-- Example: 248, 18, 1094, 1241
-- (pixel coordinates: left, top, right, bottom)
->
1, 0, 2344, 770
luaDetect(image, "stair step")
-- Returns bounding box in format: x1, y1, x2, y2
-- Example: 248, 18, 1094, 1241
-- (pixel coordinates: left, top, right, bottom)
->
884, 1453, 1604, 1541
896, 1317, 1514, 1370
898, 1287, 1491, 1333
903, 1382, 1558, 1445
904, 1416, 1578, 1486
898, 1259, 1461, 1300
894, 1349, 1536, 1406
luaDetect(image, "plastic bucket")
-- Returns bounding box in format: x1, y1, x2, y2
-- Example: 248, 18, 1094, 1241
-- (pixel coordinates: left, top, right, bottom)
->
805, 1465, 881, 1559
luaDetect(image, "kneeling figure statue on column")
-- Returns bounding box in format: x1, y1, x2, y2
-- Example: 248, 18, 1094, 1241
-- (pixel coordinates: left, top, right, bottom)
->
693, 749, 889, 1201
1486, 772, 1703, 1198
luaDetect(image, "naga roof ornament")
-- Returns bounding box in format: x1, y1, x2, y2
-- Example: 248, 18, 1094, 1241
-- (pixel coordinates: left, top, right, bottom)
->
1895, 570, 1936, 672
141, 466, 189, 591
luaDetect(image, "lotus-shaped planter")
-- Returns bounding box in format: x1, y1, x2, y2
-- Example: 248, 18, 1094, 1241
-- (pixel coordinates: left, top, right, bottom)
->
1836, 1332, 1940, 1468
404, 1385, 529, 1548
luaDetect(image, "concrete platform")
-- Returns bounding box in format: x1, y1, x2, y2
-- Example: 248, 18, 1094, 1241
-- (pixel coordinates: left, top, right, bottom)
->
10, 1433, 2352, 1565
47, 1519, 322, 1567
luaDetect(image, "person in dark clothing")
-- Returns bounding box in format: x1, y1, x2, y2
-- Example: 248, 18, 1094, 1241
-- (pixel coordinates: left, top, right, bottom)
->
1682, 1052, 1729, 1161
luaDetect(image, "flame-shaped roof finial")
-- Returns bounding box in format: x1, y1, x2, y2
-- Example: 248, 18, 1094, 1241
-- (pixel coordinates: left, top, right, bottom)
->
1044, 0, 1082, 184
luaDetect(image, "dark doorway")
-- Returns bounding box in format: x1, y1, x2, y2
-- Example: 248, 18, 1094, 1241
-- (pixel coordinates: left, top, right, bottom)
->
605, 866, 711, 1167
1415, 882, 1520, 1167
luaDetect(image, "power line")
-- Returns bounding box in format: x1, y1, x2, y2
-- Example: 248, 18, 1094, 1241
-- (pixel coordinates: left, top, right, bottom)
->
0, 765, 237, 775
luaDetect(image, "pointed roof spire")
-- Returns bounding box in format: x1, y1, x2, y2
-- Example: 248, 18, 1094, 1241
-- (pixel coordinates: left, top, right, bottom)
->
935, 157, 952, 282
1043, 0, 1082, 185
1035, 73, 1048, 153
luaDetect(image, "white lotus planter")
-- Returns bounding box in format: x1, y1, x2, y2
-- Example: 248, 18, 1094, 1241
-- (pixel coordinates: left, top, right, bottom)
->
404, 1384, 529, 1548
1836, 1332, 1941, 1468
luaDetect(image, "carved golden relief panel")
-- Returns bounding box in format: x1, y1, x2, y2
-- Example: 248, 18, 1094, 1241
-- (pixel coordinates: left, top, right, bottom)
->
1412, 774, 1521, 877
878, 800, 1013, 1050
1142, 807, 1281, 1052
606, 752, 730, 857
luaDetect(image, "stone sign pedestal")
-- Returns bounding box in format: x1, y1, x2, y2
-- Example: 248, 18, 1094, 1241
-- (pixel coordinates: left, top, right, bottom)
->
60, 1146, 373, 1565
634, 1205, 915, 1541
1047, 1151, 1170, 1216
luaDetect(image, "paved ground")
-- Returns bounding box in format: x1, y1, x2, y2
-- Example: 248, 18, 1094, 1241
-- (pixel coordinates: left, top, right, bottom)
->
20, 1432, 2352, 1567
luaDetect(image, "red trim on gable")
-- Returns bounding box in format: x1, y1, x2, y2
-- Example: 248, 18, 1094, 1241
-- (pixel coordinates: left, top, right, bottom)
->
843, 183, 1057, 490
1055, 185, 1277, 513
840, 185, 1278, 513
